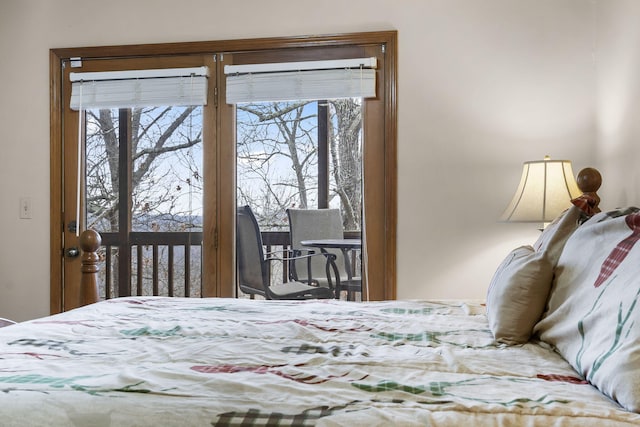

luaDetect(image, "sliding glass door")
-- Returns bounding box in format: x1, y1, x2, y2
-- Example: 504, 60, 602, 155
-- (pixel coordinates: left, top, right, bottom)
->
222, 45, 386, 299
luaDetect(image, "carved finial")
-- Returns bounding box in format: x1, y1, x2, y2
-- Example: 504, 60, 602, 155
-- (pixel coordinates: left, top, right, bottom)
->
576, 167, 602, 213
80, 229, 101, 253
576, 167, 602, 194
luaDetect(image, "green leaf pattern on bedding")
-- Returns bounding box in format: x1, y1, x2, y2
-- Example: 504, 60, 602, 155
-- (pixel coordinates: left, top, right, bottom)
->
576, 277, 640, 381
575, 280, 612, 374
590, 286, 639, 380
119, 325, 184, 337
372, 329, 496, 348
353, 378, 479, 395
0, 297, 638, 426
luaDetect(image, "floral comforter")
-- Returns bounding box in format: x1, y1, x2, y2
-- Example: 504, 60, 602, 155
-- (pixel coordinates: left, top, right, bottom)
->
0, 297, 638, 426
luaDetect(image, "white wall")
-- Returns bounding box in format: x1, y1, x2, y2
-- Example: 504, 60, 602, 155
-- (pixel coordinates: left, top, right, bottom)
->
595, 0, 640, 207
0, 0, 599, 321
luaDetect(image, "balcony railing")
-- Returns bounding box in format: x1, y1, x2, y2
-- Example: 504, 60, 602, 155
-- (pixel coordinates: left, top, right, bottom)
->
95, 230, 360, 299
97, 232, 204, 299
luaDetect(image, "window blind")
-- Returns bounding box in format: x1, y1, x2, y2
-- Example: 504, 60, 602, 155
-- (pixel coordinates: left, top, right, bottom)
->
69, 67, 209, 110
224, 58, 377, 104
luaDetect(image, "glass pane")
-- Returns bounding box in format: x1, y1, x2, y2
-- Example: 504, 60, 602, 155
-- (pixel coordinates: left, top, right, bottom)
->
236, 99, 364, 296
84, 106, 203, 233
131, 106, 203, 233
236, 99, 363, 231
236, 101, 316, 231
85, 106, 204, 299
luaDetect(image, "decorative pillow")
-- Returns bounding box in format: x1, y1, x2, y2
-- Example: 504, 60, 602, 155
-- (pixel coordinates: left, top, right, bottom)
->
486, 245, 553, 344
534, 207, 640, 413
487, 199, 595, 345
533, 204, 589, 268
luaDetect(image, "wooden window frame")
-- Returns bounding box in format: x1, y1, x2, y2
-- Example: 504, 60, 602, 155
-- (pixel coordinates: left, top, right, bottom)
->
50, 31, 397, 313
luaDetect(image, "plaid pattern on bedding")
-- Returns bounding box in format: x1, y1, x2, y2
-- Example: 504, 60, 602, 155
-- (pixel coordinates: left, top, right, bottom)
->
0, 297, 638, 427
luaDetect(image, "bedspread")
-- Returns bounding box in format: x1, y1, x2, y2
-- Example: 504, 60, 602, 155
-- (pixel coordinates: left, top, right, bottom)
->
0, 297, 638, 426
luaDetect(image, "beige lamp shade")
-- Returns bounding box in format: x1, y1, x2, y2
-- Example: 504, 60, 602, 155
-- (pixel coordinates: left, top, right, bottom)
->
500, 156, 582, 223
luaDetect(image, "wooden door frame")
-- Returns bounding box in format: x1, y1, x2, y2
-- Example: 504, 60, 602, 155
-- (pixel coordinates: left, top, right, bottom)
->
50, 30, 397, 313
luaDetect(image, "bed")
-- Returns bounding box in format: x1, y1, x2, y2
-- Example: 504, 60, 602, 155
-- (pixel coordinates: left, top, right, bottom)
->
0, 168, 639, 426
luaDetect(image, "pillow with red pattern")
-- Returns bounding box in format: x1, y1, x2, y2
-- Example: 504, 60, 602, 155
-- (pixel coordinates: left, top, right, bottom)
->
534, 207, 640, 413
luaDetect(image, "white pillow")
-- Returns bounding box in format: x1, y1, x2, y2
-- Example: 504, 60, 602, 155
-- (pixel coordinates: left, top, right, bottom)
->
533, 205, 587, 268
535, 208, 640, 413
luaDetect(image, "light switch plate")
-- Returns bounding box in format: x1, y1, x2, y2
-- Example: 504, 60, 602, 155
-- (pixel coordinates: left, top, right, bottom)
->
19, 197, 32, 219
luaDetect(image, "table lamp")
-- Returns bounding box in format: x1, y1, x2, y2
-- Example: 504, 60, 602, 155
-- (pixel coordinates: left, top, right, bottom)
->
500, 156, 582, 229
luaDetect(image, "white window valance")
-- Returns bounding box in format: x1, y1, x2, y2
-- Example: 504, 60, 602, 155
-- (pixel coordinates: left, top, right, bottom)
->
224, 57, 377, 104
69, 67, 209, 110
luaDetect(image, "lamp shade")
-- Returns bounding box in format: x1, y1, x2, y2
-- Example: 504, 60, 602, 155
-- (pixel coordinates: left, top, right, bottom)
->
500, 156, 582, 223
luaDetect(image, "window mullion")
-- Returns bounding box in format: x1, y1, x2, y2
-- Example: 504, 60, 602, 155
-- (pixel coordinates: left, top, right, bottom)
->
318, 100, 329, 209
118, 108, 133, 297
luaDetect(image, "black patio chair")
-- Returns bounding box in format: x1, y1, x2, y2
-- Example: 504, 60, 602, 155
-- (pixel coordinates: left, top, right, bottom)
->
236, 205, 337, 300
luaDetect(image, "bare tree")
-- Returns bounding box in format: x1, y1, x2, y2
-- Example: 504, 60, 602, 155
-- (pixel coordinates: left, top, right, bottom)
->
236, 102, 318, 229
329, 99, 362, 230
236, 99, 363, 231
85, 106, 202, 232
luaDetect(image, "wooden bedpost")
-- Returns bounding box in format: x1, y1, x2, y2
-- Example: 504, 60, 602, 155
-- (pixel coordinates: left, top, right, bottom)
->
576, 167, 602, 213
79, 229, 102, 306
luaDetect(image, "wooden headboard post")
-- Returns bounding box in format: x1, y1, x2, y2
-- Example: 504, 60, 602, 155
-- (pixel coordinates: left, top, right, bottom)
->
79, 229, 101, 306
576, 167, 602, 213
